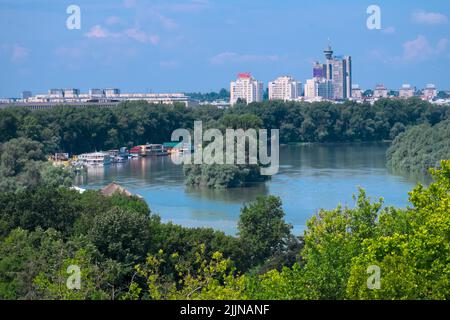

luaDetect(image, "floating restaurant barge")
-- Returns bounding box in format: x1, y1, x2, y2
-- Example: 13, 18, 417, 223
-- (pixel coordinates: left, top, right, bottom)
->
129, 144, 168, 157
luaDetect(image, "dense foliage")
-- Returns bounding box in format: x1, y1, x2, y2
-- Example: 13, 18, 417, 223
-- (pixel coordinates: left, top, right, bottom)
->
1, 98, 447, 155
184, 164, 269, 188
129, 161, 450, 300
1, 97, 449, 300
186, 89, 230, 102
387, 120, 450, 173
1, 159, 449, 300
0, 137, 74, 192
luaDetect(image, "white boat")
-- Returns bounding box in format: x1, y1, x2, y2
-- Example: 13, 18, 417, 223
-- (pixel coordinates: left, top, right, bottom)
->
78, 152, 111, 167
114, 156, 126, 163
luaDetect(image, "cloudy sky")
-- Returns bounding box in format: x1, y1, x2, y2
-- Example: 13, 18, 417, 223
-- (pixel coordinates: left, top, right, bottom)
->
0, 0, 449, 97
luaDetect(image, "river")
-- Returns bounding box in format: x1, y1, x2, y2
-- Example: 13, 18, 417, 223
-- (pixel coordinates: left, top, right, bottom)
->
75, 142, 426, 235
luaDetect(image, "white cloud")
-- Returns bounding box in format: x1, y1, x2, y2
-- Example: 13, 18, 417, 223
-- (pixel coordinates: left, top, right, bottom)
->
165, 0, 210, 13
106, 16, 122, 26
398, 35, 448, 63
85, 25, 159, 45
210, 52, 280, 64
85, 25, 117, 38
125, 28, 159, 45
381, 26, 396, 34
149, 35, 160, 45
124, 28, 149, 43
123, 0, 137, 9
412, 10, 448, 25
11, 44, 28, 63
1, 43, 29, 63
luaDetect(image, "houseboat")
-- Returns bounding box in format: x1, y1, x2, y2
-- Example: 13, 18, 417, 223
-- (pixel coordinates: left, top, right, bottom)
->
78, 152, 111, 167
129, 146, 142, 158
143, 144, 168, 156
163, 142, 193, 154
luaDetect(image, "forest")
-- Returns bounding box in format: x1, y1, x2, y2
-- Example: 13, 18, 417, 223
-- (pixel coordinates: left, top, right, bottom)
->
0, 158, 449, 299
0, 97, 448, 155
1, 98, 450, 299
387, 119, 450, 173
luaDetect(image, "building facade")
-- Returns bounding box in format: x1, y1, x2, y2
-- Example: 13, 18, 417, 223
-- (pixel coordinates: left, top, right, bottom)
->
373, 84, 388, 98
351, 85, 363, 99
399, 84, 415, 99
304, 78, 333, 100
322, 45, 352, 100
230, 73, 264, 105
422, 84, 437, 100
268, 76, 302, 101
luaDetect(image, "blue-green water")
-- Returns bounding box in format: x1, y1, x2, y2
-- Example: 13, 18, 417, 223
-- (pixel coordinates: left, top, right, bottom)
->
75, 143, 424, 235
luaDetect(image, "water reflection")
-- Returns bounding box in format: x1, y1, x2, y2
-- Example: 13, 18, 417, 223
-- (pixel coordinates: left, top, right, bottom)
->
76, 143, 420, 235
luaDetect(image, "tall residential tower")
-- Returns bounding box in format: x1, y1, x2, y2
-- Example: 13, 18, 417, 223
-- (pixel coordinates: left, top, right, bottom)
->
230, 73, 264, 105
323, 45, 352, 100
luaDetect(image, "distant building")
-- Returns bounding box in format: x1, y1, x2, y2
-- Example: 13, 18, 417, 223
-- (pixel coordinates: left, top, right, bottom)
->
373, 84, 388, 98
351, 85, 363, 99
268, 76, 302, 101
322, 45, 352, 100
21, 91, 32, 100
230, 73, 264, 105
422, 84, 437, 100
313, 61, 327, 79
63, 89, 80, 99
304, 78, 333, 100
48, 89, 64, 99
3, 89, 197, 108
89, 89, 105, 99
399, 84, 415, 99
104, 88, 121, 98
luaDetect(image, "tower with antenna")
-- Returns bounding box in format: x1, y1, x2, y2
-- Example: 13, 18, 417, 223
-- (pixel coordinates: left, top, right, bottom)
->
324, 39, 334, 61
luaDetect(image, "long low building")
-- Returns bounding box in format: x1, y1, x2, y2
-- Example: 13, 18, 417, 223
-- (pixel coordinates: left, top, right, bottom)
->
0, 89, 199, 109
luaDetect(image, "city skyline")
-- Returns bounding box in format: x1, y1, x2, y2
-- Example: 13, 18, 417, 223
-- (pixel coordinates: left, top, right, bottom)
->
1, 0, 449, 97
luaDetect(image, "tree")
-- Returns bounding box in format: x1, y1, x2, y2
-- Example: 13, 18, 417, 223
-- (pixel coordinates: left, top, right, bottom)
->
125, 245, 247, 300
347, 160, 450, 299
87, 207, 152, 264
238, 196, 292, 267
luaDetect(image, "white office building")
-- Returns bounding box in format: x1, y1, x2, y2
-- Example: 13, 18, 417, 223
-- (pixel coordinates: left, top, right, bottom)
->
304, 78, 333, 100
351, 84, 363, 99
399, 84, 415, 99
230, 73, 264, 105
268, 76, 302, 101
373, 84, 388, 98
422, 84, 437, 100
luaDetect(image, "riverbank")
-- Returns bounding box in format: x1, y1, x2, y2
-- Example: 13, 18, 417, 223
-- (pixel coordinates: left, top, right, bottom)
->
76, 142, 418, 235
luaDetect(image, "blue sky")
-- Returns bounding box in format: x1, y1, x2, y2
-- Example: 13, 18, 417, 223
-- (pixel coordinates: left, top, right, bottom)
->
0, 0, 449, 97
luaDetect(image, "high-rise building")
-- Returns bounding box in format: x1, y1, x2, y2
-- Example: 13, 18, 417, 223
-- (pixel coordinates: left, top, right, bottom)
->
304, 78, 333, 100
313, 61, 327, 79
105, 88, 121, 98
63, 88, 80, 99
422, 84, 437, 100
351, 85, 363, 99
399, 84, 415, 99
268, 76, 302, 101
322, 45, 352, 100
89, 89, 105, 99
21, 91, 32, 100
48, 89, 64, 98
373, 84, 388, 98
230, 73, 264, 105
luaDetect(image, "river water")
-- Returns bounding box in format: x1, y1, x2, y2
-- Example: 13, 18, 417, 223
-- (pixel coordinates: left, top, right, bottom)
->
75, 142, 425, 235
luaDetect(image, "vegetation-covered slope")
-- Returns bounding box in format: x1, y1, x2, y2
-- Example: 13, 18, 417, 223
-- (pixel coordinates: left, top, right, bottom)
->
387, 120, 450, 173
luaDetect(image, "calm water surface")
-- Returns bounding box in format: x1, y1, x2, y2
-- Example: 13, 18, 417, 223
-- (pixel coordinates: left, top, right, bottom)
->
75, 143, 426, 235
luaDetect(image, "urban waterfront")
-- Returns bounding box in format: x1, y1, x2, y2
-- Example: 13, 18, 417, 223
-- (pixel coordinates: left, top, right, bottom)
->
75, 142, 426, 235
